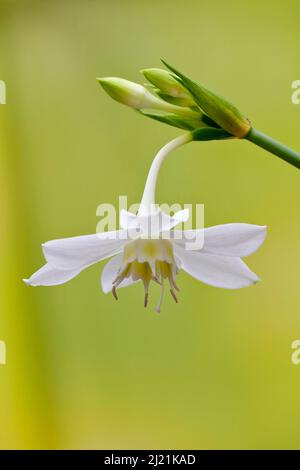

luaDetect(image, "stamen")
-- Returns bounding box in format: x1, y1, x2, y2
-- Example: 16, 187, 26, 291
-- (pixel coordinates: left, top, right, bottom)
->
112, 285, 118, 301
156, 280, 165, 313
113, 264, 129, 285
170, 288, 178, 303
117, 239, 180, 312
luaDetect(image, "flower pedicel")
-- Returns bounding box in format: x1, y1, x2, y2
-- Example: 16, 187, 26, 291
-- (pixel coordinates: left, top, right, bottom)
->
24, 133, 266, 312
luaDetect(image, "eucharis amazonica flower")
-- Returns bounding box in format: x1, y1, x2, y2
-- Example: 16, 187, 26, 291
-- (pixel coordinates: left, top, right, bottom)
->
24, 134, 267, 312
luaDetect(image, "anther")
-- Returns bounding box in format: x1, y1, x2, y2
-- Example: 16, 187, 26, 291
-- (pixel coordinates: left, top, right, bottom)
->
170, 289, 178, 303
112, 285, 118, 301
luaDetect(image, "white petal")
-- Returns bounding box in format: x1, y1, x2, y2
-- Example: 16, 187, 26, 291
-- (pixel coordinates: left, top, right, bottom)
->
174, 224, 267, 257
119, 210, 139, 230
172, 208, 189, 224
23, 263, 82, 286
42, 230, 128, 270
101, 253, 137, 293
146, 209, 189, 237
120, 208, 190, 238
175, 245, 260, 289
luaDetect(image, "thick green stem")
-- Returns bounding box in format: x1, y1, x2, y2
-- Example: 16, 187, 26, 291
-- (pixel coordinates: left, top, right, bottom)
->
246, 128, 300, 169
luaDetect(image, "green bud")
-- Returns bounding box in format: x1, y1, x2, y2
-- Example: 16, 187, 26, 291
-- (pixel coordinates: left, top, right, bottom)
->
137, 110, 210, 131
161, 61, 251, 138
155, 90, 195, 108
98, 76, 203, 120
141, 68, 194, 107
97, 77, 165, 109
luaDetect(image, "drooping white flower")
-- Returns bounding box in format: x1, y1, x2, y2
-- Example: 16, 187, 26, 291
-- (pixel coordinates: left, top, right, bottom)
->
24, 134, 266, 312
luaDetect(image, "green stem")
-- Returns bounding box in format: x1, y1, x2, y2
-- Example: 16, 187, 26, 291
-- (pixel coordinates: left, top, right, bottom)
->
246, 128, 300, 169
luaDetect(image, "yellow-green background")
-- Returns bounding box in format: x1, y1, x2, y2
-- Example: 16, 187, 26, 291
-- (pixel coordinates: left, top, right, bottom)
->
0, 0, 299, 450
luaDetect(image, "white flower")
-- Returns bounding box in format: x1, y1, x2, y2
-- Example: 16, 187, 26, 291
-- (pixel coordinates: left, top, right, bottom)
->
24, 134, 267, 312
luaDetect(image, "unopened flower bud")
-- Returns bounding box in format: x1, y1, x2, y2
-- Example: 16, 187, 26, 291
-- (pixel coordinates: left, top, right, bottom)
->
162, 61, 251, 138
141, 68, 194, 107
98, 76, 200, 119
97, 77, 168, 110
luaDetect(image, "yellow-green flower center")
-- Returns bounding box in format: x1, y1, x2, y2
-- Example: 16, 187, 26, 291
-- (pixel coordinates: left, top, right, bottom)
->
112, 239, 179, 312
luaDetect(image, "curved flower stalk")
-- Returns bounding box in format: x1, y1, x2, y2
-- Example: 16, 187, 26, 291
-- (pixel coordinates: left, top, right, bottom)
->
24, 134, 267, 312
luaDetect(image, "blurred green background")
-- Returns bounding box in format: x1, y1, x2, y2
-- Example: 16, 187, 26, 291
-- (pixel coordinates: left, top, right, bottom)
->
0, 0, 300, 450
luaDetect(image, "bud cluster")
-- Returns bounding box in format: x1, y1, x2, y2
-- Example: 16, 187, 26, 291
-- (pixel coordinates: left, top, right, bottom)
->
97, 60, 251, 138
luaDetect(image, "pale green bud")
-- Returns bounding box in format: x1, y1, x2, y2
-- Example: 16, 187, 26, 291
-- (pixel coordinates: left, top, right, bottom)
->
141, 68, 194, 107
98, 76, 202, 120
97, 77, 168, 110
